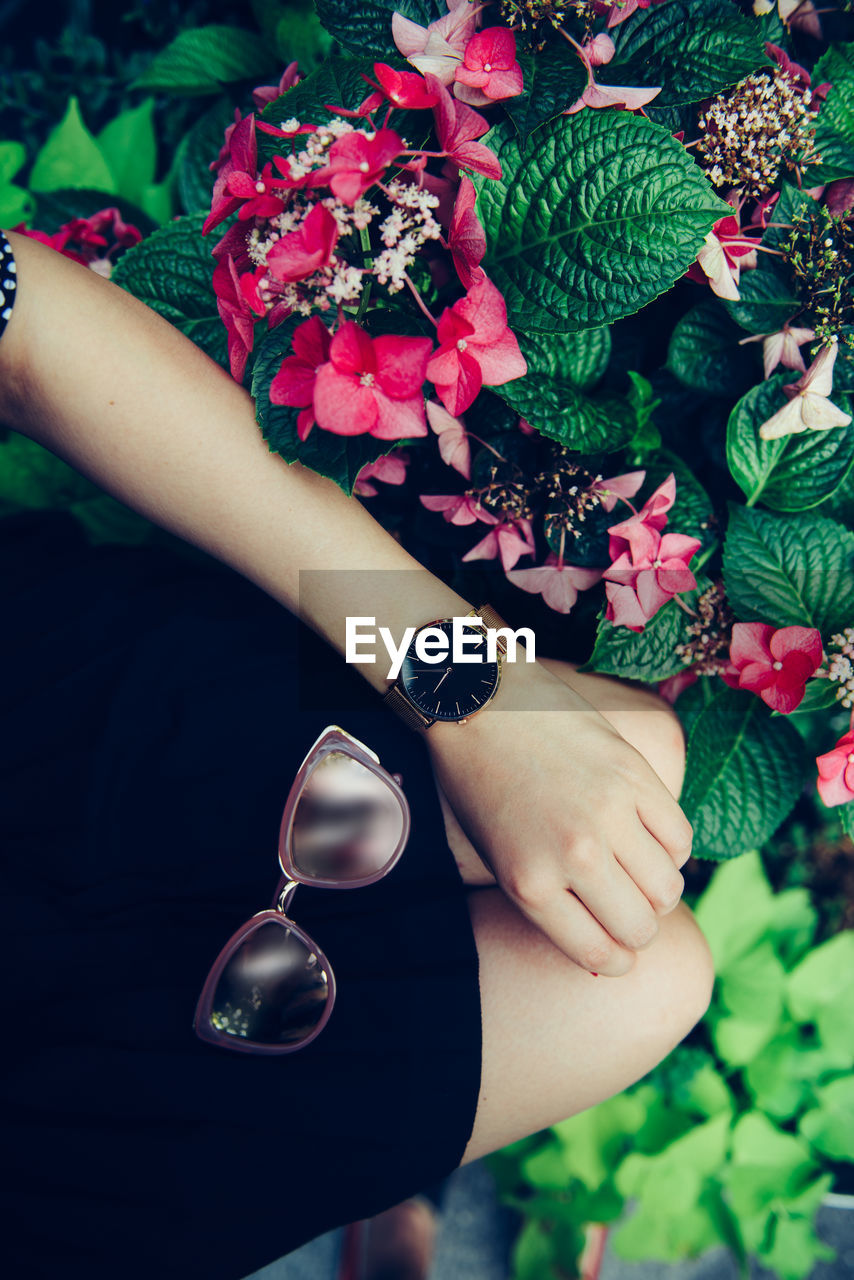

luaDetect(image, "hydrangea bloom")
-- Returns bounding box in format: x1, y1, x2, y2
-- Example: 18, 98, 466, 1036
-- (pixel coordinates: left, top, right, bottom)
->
269, 315, 332, 440
312, 321, 433, 439
506, 555, 602, 614
392, 0, 479, 86
758, 342, 852, 440
354, 452, 410, 496
729, 622, 823, 713
816, 730, 854, 807
461, 517, 536, 571
454, 28, 523, 107
426, 400, 471, 477
426, 276, 527, 415
604, 528, 701, 631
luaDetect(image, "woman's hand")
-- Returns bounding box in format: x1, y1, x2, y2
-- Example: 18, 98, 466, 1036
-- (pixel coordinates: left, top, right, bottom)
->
426, 658, 693, 976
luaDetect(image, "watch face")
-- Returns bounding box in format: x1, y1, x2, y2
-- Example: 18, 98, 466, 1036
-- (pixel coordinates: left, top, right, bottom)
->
399, 620, 500, 721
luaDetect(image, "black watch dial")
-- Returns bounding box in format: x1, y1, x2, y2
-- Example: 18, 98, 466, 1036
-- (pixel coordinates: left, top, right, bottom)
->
399, 620, 500, 721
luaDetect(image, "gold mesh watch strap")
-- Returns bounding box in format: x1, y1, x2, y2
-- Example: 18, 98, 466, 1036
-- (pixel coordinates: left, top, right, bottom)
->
383, 682, 433, 730
467, 604, 508, 656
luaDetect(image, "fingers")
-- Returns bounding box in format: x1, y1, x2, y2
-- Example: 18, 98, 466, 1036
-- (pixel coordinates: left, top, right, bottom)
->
508, 878, 638, 977
636, 791, 694, 868
615, 827, 686, 917
565, 842, 662, 952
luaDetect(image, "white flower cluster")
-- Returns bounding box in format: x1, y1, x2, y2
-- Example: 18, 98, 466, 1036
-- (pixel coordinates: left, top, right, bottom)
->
826, 628, 854, 709
373, 180, 442, 293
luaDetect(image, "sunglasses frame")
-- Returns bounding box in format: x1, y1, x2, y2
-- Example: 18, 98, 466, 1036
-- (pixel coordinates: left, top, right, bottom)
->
193, 725, 411, 1055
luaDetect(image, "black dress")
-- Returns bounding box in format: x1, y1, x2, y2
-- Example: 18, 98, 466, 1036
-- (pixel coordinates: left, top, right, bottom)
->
0, 229, 483, 1280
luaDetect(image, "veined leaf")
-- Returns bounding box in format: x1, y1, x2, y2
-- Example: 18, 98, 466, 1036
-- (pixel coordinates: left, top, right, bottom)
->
314, 0, 441, 60
131, 25, 276, 95
811, 43, 854, 182
667, 301, 759, 396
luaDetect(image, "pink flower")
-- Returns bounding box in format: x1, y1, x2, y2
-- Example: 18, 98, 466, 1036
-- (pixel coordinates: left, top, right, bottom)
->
312, 321, 433, 439
687, 204, 760, 300
266, 203, 340, 283
658, 670, 700, 704
462, 517, 536, 571
212, 255, 266, 382
13, 208, 141, 275
448, 176, 486, 288
604, 0, 667, 28
426, 400, 471, 477
816, 730, 854, 807
210, 108, 243, 176
607, 473, 675, 561
427, 276, 527, 415
354, 451, 410, 496
419, 491, 497, 525
454, 27, 523, 106
427, 75, 502, 179
591, 470, 646, 513
825, 179, 854, 217
604, 528, 700, 631
506, 554, 602, 614
269, 315, 332, 441
564, 28, 660, 114
729, 622, 823, 713
392, 0, 479, 86
759, 342, 852, 440
740, 322, 816, 380
251, 61, 301, 109
203, 116, 291, 236
321, 128, 404, 205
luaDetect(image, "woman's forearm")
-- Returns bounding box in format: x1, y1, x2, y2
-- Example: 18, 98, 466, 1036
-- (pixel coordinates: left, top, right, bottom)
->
0, 230, 475, 693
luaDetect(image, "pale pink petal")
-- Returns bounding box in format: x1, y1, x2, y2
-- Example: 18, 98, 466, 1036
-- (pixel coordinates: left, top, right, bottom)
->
371, 390, 428, 440
426, 400, 471, 478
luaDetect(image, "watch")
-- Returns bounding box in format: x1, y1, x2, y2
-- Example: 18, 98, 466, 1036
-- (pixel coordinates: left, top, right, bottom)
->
383, 605, 507, 730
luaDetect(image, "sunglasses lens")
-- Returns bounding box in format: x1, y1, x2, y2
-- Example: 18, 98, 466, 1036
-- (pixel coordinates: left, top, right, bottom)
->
207, 917, 331, 1048
290, 750, 405, 882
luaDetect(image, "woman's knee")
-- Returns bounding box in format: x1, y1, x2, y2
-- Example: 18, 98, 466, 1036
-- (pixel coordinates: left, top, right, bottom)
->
635, 900, 715, 1042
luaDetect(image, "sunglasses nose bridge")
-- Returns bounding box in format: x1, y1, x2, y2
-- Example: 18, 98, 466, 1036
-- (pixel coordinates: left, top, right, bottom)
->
276, 877, 300, 914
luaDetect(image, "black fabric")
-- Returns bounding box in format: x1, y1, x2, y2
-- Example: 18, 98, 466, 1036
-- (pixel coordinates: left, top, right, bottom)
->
1, 510, 483, 1280
0, 229, 16, 339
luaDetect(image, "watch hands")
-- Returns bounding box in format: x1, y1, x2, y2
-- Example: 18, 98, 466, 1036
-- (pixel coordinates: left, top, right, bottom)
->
433, 667, 452, 693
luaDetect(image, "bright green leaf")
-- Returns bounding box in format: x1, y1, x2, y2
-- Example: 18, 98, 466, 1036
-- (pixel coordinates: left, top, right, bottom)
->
0, 141, 33, 224
97, 99, 158, 206
799, 1076, 854, 1161
693, 849, 776, 969
29, 97, 116, 195
786, 932, 854, 1067
476, 112, 728, 335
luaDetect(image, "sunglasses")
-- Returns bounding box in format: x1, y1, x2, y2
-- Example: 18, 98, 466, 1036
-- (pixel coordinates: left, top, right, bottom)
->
194, 725, 411, 1055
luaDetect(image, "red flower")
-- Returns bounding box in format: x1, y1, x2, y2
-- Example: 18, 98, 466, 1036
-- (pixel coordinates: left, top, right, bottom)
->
312, 321, 433, 439
358, 63, 440, 113
506, 555, 602, 614
448, 177, 486, 289
426, 75, 502, 180
426, 276, 527, 416
203, 115, 290, 235
454, 28, 524, 106
354, 452, 410, 496
266, 203, 340, 283
607, 473, 675, 561
269, 316, 332, 441
251, 61, 301, 110
729, 622, 823, 714
420, 492, 498, 526
816, 730, 854, 807
462, 518, 536, 571
321, 129, 404, 205
212, 255, 266, 382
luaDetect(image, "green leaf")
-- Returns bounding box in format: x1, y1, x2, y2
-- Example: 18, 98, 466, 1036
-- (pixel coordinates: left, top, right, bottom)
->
314, 0, 441, 60
723, 505, 854, 633
693, 849, 776, 969
718, 939, 786, 1023
724, 1111, 817, 1209
503, 45, 586, 141
71, 495, 154, 546
680, 687, 807, 860
608, 0, 769, 109
551, 1091, 649, 1189
624, 371, 662, 459
28, 97, 116, 195
266, 0, 333, 72
476, 112, 728, 335
252, 317, 392, 493
131, 25, 276, 96
585, 582, 708, 684
758, 1211, 836, 1280
111, 213, 228, 370
744, 1027, 836, 1121
495, 376, 634, 452
31, 189, 156, 239
0, 433, 99, 509
786, 932, 854, 1068
799, 1076, 854, 1161
724, 266, 801, 335
178, 96, 237, 214
518, 327, 612, 393
666, 300, 759, 396
96, 99, 158, 207
727, 375, 854, 511
0, 141, 33, 224
811, 44, 854, 182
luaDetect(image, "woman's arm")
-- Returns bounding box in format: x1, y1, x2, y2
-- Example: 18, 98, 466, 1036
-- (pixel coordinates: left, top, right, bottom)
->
0, 230, 693, 975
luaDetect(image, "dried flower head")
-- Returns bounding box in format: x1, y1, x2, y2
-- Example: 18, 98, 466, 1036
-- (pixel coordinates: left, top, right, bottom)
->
824, 627, 854, 709
477, 462, 535, 522
674, 580, 735, 678
535, 448, 603, 543
499, 0, 574, 49
696, 69, 822, 198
